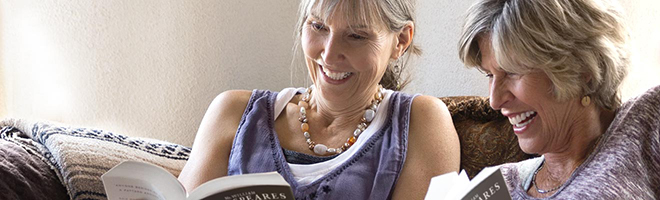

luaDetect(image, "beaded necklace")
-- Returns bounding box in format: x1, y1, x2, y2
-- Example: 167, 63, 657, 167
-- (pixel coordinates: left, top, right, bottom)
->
298, 86, 383, 156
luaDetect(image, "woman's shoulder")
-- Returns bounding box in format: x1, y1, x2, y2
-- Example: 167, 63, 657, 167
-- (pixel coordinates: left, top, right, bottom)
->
410, 95, 456, 134
613, 85, 660, 137
620, 85, 660, 113
409, 94, 449, 115
203, 90, 263, 127
407, 94, 454, 138
609, 85, 660, 163
210, 90, 253, 111
408, 94, 453, 135
214, 89, 253, 100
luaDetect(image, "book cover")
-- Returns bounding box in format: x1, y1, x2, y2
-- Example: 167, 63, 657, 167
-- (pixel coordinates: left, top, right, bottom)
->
424, 166, 511, 200
102, 161, 295, 200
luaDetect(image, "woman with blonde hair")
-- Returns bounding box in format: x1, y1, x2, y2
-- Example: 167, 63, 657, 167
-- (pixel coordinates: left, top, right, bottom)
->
459, 0, 659, 198
178, 0, 460, 199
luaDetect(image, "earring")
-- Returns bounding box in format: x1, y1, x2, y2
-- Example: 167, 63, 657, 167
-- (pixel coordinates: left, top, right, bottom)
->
394, 59, 402, 90
581, 95, 591, 106
392, 59, 401, 74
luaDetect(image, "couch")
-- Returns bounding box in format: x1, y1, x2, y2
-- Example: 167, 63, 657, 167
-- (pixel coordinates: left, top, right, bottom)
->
0, 96, 532, 200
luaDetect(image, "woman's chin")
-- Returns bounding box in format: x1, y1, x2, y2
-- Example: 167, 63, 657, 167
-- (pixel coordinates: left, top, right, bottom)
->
517, 139, 541, 155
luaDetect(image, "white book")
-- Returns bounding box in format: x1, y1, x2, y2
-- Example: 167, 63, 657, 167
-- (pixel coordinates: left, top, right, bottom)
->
101, 161, 294, 200
425, 166, 511, 200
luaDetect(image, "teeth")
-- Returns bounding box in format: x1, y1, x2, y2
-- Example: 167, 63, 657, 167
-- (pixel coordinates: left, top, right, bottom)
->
508, 111, 537, 127
321, 66, 352, 80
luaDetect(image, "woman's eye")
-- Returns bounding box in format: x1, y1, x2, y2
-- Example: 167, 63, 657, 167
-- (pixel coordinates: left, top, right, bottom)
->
505, 72, 522, 78
310, 22, 325, 31
485, 73, 494, 78
349, 33, 367, 40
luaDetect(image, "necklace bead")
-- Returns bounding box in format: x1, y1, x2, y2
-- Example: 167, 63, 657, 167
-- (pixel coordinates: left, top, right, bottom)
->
353, 129, 362, 137
364, 109, 376, 122
301, 123, 309, 132
347, 136, 356, 145
313, 144, 328, 155
298, 101, 308, 109
299, 86, 383, 156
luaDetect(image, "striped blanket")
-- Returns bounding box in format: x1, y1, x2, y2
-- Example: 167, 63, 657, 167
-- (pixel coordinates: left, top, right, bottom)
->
0, 119, 191, 200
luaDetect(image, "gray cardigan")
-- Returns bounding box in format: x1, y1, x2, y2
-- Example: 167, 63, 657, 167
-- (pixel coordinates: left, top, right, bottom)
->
500, 85, 660, 199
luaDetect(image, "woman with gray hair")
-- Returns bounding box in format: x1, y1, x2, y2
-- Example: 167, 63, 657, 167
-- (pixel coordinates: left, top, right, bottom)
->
178, 0, 460, 199
459, 0, 659, 198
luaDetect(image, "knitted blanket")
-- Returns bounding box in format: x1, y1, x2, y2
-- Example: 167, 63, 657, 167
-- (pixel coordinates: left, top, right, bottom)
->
0, 119, 191, 200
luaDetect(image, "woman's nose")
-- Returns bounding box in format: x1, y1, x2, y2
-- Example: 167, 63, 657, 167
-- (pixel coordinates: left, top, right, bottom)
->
489, 78, 512, 110
321, 34, 345, 65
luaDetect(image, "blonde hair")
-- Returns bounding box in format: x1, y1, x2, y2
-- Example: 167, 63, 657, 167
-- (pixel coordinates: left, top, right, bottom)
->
459, 0, 630, 110
293, 0, 421, 91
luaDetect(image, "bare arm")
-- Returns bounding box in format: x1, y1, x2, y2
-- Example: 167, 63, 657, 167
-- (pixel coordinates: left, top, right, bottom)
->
391, 95, 461, 200
177, 90, 252, 192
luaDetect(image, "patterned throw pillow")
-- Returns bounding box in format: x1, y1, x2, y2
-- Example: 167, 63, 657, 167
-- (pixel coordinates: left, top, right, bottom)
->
1, 119, 191, 200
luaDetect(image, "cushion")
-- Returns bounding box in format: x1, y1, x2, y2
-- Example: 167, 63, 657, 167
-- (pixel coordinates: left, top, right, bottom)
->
0, 126, 69, 200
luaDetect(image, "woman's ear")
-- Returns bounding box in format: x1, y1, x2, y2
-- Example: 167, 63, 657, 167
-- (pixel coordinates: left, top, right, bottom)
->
583, 72, 592, 84
391, 22, 414, 59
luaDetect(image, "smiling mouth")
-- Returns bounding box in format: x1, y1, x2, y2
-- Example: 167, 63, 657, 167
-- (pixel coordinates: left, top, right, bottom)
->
508, 111, 538, 128
320, 65, 353, 81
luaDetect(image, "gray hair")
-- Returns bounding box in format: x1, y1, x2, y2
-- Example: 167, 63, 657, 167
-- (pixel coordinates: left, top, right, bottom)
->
293, 0, 421, 91
459, 0, 630, 110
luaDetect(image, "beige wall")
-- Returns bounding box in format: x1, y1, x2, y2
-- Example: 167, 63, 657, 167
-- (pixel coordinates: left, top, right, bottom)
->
619, 0, 660, 99
0, 0, 5, 119
0, 0, 301, 146
1, 0, 658, 146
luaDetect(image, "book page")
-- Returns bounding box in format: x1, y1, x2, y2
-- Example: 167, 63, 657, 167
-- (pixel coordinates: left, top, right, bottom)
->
444, 170, 470, 199
425, 170, 471, 199
102, 177, 165, 200
425, 170, 465, 199
102, 161, 186, 200
469, 166, 499, 186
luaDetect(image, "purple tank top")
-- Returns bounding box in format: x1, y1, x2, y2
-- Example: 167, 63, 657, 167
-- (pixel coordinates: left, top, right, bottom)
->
227, 89, 415, 200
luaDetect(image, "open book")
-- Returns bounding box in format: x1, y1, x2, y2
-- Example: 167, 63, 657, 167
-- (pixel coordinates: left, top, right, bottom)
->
101, 161, 294, 200
424, 166, 511, 200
